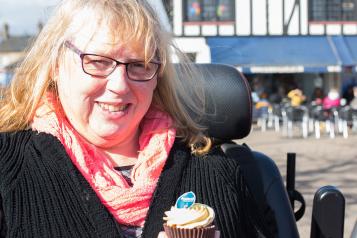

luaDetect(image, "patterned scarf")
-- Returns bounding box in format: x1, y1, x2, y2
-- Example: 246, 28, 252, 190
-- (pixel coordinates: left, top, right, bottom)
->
31, 96, 176, 226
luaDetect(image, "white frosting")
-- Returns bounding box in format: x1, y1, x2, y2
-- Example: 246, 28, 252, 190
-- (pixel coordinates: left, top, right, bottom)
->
163, 203, 215, 228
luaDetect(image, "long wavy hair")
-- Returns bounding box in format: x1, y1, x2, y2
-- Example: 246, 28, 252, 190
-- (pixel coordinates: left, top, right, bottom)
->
0, 0, 210, 153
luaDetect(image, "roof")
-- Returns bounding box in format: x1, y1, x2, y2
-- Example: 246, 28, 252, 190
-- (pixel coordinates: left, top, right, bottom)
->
0, 35, 34, 53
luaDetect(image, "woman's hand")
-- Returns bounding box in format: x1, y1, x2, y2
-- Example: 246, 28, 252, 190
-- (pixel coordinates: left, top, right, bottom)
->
158, 231, 220, 238
157, 231, 167, 238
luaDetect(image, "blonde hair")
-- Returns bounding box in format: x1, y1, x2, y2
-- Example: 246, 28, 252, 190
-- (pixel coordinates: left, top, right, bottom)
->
0, 0, 210, 154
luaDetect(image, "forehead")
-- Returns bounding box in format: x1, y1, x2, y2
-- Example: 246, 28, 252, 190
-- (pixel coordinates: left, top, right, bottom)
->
69, 18, 145, 56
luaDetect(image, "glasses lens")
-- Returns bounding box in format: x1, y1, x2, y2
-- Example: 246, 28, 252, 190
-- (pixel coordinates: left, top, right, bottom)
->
127, 62, 159, 81
82, 54, 116, 76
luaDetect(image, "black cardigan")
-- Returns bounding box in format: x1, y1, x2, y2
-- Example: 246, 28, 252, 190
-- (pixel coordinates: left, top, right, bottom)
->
0, 130, 275, 238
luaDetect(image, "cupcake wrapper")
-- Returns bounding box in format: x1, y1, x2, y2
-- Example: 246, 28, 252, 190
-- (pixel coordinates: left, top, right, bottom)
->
164, 224, 216, 238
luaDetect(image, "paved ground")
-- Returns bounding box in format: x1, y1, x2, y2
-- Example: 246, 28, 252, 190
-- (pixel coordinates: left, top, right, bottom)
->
235, 125, 357, 238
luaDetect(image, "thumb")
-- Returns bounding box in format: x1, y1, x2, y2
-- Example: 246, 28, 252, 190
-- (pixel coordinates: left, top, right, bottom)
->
158, 231, 168, 238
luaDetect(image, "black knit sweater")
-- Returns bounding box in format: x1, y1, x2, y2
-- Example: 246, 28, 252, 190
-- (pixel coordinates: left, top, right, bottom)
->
0, 130, 275, 238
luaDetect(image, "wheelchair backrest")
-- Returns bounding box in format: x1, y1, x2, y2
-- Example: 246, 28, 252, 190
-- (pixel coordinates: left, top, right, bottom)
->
194, 63, 300, 238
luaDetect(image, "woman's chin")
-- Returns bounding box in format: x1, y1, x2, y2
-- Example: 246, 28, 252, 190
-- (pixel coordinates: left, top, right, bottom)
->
83, 128, 123, 145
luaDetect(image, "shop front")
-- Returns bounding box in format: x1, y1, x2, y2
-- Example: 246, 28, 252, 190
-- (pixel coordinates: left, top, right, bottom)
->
206, 35, 357, 103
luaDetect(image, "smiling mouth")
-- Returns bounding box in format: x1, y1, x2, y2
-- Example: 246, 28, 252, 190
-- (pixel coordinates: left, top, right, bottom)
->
97, 102, 129, 112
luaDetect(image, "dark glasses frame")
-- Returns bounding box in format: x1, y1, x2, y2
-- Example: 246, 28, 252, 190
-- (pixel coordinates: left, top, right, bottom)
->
64, 40, 161, 81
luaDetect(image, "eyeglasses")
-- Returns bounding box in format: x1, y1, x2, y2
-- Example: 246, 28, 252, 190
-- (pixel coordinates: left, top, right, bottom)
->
64, 41, 160, 81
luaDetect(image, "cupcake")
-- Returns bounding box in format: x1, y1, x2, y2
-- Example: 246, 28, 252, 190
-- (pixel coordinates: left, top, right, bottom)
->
163, 192, 217, 238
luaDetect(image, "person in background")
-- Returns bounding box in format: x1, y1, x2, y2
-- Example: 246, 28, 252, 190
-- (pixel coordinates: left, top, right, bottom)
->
343, 85, 356, 105
323, 88, 341, 110
0, 1, 276, 237
310, 87, 324, 106
255, 92, 271, 115
341, 69, 356, 104
287, 88, 306, 107
349, 86, 357, 110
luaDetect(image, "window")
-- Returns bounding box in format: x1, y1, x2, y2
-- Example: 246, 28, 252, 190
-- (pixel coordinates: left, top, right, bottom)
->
184, 0, 235, 22
309, 0, 357, 22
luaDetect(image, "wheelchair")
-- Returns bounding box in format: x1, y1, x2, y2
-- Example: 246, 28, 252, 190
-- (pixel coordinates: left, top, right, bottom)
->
0, 63, 347, 238
195, 63, 346, 238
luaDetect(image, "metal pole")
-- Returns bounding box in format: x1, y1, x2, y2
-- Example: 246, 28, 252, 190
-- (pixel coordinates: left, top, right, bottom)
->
250, 0, 253, 35
266, 0, 270, 35
286, 152, 296, 210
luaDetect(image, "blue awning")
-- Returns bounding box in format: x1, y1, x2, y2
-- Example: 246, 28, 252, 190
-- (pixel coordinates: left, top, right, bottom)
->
330, 36, 355, 66
340, 36, 357, 67
207, 36, 344, 73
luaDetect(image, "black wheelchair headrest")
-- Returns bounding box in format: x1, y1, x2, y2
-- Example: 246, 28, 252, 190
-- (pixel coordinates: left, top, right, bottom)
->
195, 64, 253, 140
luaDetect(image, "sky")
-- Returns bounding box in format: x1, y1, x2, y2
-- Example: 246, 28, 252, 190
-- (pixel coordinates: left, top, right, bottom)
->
0, 0, 170, 36
0, 0, 59, 36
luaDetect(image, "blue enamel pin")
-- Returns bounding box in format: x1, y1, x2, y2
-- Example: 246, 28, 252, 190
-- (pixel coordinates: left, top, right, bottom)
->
175, 191, 196, 209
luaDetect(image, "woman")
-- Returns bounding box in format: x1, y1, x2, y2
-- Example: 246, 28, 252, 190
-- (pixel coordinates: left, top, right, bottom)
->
323, 88, 341, 110
287, 88, 306, 107
0, 1, 276, 237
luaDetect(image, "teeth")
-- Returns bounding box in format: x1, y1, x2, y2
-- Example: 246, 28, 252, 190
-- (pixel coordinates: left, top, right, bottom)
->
98, 103, 128, 112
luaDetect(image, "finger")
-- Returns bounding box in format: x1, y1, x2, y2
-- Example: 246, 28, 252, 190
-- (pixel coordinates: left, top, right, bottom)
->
214, 230, 221, 238
157, 231, 168, 238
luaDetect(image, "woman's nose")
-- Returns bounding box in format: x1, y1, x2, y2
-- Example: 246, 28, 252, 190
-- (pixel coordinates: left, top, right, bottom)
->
106, 65, 130, 94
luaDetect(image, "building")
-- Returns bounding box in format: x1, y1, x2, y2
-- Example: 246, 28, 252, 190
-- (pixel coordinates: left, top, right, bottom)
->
0, 23, 34, 88
170, 0, 357, 102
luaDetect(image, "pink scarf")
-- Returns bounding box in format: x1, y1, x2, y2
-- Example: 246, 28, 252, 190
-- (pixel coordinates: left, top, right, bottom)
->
31, 97, 176, 226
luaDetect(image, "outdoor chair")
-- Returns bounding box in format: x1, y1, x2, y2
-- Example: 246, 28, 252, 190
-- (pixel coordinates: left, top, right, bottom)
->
282, 105, 309, 138
272, 103, 283, 132
255, 105, 276, 132
256, 105, 270, 131
338, 106, 357, 138
307, 103, 318, 134
194, 63, 346, 238
310, 105, 336, 139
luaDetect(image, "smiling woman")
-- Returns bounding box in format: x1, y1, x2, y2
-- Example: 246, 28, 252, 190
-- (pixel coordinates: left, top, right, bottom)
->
0, 1, 277, 238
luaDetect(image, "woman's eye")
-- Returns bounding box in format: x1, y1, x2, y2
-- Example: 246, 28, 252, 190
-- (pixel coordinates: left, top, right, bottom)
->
131, 62, 146, 68
83, 55, 114, 69
90, 60, 112, 68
